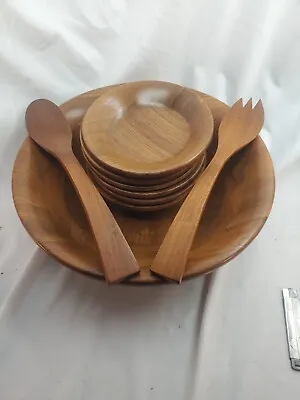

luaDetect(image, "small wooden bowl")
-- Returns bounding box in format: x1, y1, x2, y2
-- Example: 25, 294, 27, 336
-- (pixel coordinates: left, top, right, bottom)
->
86, 155, 206, 201
94, 185, 189, 213
80, 132, 201, 188
12, 86, 275, 283
87, 158, 205, 210
81, 81, 214, 178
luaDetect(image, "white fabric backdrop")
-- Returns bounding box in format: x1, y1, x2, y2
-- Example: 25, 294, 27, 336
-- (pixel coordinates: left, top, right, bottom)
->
1, 0, 300, 399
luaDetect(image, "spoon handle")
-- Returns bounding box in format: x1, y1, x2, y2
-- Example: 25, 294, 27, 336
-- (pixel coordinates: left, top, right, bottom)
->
150, 159, 222, 282
60, 154, 140, 283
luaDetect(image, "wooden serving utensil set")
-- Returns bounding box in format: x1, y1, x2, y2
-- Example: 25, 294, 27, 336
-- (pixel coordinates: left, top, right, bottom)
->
23, 81, 265, 284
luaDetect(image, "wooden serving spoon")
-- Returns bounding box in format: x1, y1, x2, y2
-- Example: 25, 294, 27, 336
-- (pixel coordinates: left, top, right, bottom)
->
150, 98, 264, 283
25, 99, 140, 284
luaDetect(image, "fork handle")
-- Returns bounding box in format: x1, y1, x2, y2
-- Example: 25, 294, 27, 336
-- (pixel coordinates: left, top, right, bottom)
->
60, 153, 140, 283
150, 157, 222, 282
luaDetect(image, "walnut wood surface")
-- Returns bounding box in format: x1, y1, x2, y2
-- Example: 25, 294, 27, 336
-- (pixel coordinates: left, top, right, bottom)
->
86, 155, 206, 201
81, 81, 213, 176
25, 99, 140, 284
94, 184, 189, 213
88, 165, 203, 208
12, 85, 275, 284
150, 99, 265, 282
80, 131, 198, 186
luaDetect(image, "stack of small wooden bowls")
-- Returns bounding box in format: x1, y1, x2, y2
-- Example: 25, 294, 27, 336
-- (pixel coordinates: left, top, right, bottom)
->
79, 81, 214, 212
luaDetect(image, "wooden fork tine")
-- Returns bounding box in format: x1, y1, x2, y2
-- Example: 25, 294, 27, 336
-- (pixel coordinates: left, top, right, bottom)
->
234, 98, 244, 108
252, 99, 264, 130
245, 98, 253, 109
254, 99, 264, 114
254, 99, 263, 109
220, 98, 243, 129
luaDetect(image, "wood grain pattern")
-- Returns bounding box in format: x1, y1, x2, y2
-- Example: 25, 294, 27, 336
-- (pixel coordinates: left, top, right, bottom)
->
80, 130, 203, 188
93, 184, 190, 213
150, 99, 265, 282
87, 160, 205, 209
85, 156, 205, 196
81, 81, 213, 176
86, 155, 206, 201
12, 86, 275, 284
25, 99, 140, 284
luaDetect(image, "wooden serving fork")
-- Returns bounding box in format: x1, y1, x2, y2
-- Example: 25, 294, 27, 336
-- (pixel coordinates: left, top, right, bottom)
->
150, 99, 264, 282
